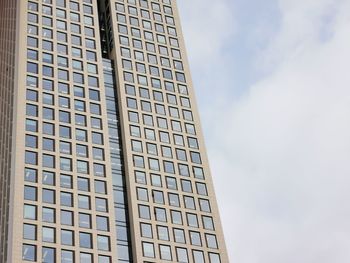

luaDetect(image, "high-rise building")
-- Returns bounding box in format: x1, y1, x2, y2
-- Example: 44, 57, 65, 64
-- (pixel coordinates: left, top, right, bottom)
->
0, 0, 229, 262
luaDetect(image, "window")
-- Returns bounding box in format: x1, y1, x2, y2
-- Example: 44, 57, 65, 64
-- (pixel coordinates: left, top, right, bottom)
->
149, 158, 159, 171
174, 228, 186, 243
42, 123, 54, 136
61, 210, 74, 226
206, 234, 218, 249
24, 186, 37, 201
80, 232, 92, 248
25, 168, 37, 182
24, 204, 37, 220
164, 161, 175, 174
43, 154, 55, 168
94, 163, 105, 177
42, 171, 55, 185
168, 193, 180, 207
25, 135, 37, 148
174, 134, 184, 146
160, 245, 172, 261
151, 174, 162, 187
42, 189, 55, 204
184, 196, 196, 210
97, 235, 110, 251
89, 89, 100, 101
43, 138, 55, 151
99, 255, 111, 263
92, 147, 104, 161
96, 197, 108, 212
162, 146, 172, 158
92, 132, 103, 144
209, 253, 221, 263
27, 62, 38, 74
42, 227, 55, 243
80, 253, 93, 263
133, 155, 144, 168
23, 224, 37, 240
153, 190, 164, 204
60, 174, 72, 189
155, 207, 167, 222
193, 250, 205, 263
187, 213, 198, 228
95, 180, 107, 194
171, 210, 182, 225
61, 250, 74, 263
23, 244, 36, 261
27, 37, 38, 48
191, 152, 202, 164
61, 230, 74, 246
96, 216, 109, 231
202, 216, 214, 230
135, 171, 146, 184
160, 132, 170, 143
196, 183, 208, 196
176, 247, 189, 263
181, 180, 192, 193
142, 242, 155, 258
26, 119, 37, 132
137, 187, 148, 201
79, 213, 91, 228
61, 192, 73, 207
193, 167, 204, 179
190, 231, 202, 246
78, 177, 90, 191
176, 149, 187, 161
166, 177, 177, 190
76, 129, 87, 142
78, 195, 90, 209
59, 111, 71, 123
26, 104, 38, 117
75, 114, 86, 126
76, 160, 89, 174
140, 223, 152, 238
157, 226, 169, 241
138, 204, 150, 219
199, 199, 211, 212
42, 207, 55, 223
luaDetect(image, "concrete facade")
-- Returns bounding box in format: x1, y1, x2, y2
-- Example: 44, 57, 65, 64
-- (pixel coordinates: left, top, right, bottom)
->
0, 0, 229, 262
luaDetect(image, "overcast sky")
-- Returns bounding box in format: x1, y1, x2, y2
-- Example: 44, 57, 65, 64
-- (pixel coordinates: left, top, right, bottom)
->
177, 0, 350, 262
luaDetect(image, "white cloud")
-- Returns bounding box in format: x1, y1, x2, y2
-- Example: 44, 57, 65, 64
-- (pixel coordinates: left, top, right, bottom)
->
177, 0, 235, 69
179, 0, 350, 262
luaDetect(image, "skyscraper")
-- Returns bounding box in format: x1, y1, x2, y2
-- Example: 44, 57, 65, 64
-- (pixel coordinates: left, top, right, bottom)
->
0, 0, 229, 262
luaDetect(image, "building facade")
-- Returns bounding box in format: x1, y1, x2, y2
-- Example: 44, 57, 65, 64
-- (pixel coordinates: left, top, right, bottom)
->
0, 0, 229, 262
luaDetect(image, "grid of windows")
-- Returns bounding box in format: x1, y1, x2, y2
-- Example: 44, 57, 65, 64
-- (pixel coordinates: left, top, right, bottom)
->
17, 0, 227, 262
23, 0, 113, 261
113, 0, 221, 262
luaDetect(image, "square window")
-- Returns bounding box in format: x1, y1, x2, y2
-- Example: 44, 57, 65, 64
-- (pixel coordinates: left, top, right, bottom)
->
61, 230, 74, 246
60, 174, 72, 188
61, 210, 74, 226
79, 232, 92, 248
23, 224, 37, 240
61, 192, 73, 207
25, 168, 37, 182
79, 213, 91, 228
42, 189, 55, 204
23, 244, 36, 261
140, 223, 152, 238
43, 171, 55, 185
42, 227, 55, 243
24, 204, 37, 220
42, 207, 55, 223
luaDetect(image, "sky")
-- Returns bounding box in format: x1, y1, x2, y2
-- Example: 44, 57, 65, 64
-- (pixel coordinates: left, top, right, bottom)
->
177, 0, 350, 262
